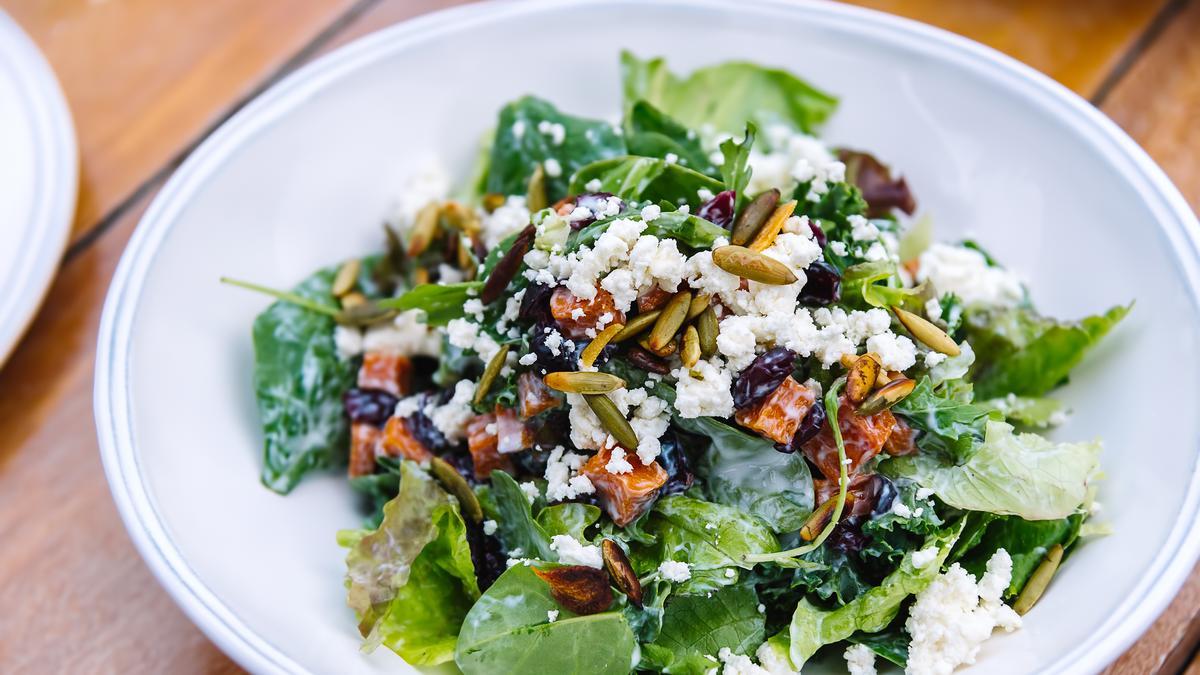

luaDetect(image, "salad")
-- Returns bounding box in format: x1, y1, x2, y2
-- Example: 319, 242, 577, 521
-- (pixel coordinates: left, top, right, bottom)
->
226, 52, 1128, 675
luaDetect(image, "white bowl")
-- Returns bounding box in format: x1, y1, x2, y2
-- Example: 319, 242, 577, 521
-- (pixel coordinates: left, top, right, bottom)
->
94, 0, 1200, 673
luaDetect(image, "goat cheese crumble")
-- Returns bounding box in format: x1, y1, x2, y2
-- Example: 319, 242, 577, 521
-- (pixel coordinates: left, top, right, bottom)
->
550, 534, 603, 568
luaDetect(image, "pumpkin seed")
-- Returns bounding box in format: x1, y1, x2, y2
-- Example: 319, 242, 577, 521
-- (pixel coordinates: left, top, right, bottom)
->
892, 306, 960, 356
696, 306, 719, 358
584, 394, 639, 450
649, 290, 692, 351
1013, 544, 1063, 615
856, 377, 916, 416
474, 345, 511, 405
686, 293, 710, 321
581, 323, 624, 368
412, 267, 430, 286
748, 200, 798, 252
331, 259, 361, 298
532, 565, 614, 615
846, 352, 881, 404
482, 193, 507, 213
543, 371, 625, 394
335, 301, 398, 327
429, 456, 483, 523
340, 291, 367, 309
406, 202, 441, 257
526, 164, 549, 212
481, 224, 536, 304
731, 188, 780, 246
601, 539, 643, 608
639, 334, 677, 358
681, 326, 701, 368
440, 201, 481, 235
613, 310, 661, 342
712, 245, 798, 285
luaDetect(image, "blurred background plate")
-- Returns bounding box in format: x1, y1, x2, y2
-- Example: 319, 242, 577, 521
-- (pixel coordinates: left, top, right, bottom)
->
0, 10, 78, 366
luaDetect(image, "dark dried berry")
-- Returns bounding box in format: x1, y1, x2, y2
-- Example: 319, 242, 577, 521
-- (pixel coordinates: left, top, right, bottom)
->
732, 347, 797, 410
481, 224, 535, 304
626, 346, 670, 375
657, 432, 694, 497
519, 282, 556, 324
530, 322, 578, 372
775, 400, 826, 454
441, 451, 481, 486
532, 565, 614, 615
797, 260, 841, 306
828, 515, 867, 554
870, 474, 899, 517
698, 190, 736, 229
406, 405, 449, 453
464, 517, 505, 590
513, 447, 551, 479
571, 193, 624, 229
343, 388, 398, 426
532, 410, 571, 450
808, 220, 827, 248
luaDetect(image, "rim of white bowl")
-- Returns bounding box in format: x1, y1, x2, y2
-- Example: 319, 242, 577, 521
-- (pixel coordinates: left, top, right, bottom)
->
0, 11, 78, 367
95, 0, 1200, 673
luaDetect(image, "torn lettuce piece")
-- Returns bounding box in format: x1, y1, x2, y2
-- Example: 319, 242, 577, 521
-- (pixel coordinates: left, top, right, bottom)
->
640, 585, 766, 674
568, 155, 723, 207
892, 377, 998, 462
980, 394, 1067, 428
624, 100, 720, 178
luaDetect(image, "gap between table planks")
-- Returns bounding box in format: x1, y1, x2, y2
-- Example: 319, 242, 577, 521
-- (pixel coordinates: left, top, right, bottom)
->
0, 0, 1196, 672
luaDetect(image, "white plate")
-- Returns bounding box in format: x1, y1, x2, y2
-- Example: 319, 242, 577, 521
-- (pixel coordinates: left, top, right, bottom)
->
0, 11, 77, 365
95, 1, 1200, 673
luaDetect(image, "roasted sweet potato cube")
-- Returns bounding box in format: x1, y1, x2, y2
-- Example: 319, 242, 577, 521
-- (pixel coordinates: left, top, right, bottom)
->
580, 447, 668, 526
550, 286, 625, 339
495, 406, 533, 455
519, 372, 563, 419
637, 287, 673, 313
814, 473, 881, 519
802, 395, 896, 480
382, 416, 433, 462
467, 413, 514, 480
735, 376, 816, 445
349, 423, 381, 478
357, 352, 412, 397
883, 417, 918, 457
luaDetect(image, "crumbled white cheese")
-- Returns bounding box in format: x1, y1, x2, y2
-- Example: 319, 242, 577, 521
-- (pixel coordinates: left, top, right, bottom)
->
537, 120, 566, 146
891, 500, 914, 519
848, 215, 880, 241
672, 358, 735, 419
917, 243, 1024, 308
911, 546, 939, 569
333, 325, 364, 359
425, 380, 475, 442
716, 647, 773, 675
724, 568, 737, 579
482, 519, 498, 536
543, 158, 563, 178
585, 178, 603, 192
511, 120, 526, 139
742, 124, 845, 199
605, 447, 634, 474
550, 534, 603, 568
845, 644, 877, 675
641, 204, 662, 221
664, 152, 679, 164
543, 446, 595, 502
866, 332, 918, 372
566, 389, 670, 464
518, 481, 541, 504
391, 163, 449, 229
924, 351, 949, 368
829, 241, 848, 256
362, 309, 441, 357
658, 560, 692, 582
916, 487, 936, 500
445, 317, 502, 363
480, 194, 532, 248
519, 352, 538, 366
547, 610, 559, 623
393, 395, 421, 418
437, 262, 465, 284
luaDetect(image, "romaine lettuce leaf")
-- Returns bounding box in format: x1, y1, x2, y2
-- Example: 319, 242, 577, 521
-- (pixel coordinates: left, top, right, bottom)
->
980, 395, 1066, 428
624, 100, 719, 178
884, 420, 1101, 520
568, 155, 723, 206
640, 585, 766, 674
892, 377, 998, 462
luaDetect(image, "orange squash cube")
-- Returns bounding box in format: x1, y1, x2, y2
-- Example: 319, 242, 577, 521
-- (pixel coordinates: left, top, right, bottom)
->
467, 414, 514, 480
550, 286, 625, 339
735, 376, 816, 445
495, 406, 533, 455
814, 473, 879, 519
357, 351, 412, 397
518, 372, 563, 419
349, 423, 381, 478
802, 395, 896, 480
382, 416, 433, 462
580, 447, 668, 526
883, 417, 918, 457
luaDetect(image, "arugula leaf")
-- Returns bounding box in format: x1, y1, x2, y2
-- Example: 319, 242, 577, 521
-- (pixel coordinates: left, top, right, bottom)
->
642, 585, 766, 674
676, 416, 814, 533
568, 156, 723, 206
620, 51, 837, 134
486, 471, 554, 560
368, 501, 480, 663
719, 124, 755, 213
966, 304, 1130, 399
892, 377, 998, 462
624, 101, 719, 177
884, 420, 1101, 520
486, 96, 625, 201
454, 565, 636, 675
536, 503, 601, 540
955, 514, 1083, 599
786, 521, 964, 668
251, 266, 355, 493
382, 281, 484, 326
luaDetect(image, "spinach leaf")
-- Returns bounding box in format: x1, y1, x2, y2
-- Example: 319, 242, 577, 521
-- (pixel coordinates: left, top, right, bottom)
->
883, 420, 1100, 520
786, 521, 964, 668
486, 96, 625, 201
849, 626, 910, 668
369, 501, 480, 663
676, 416, 814, 533
642, 585, 766, 674
620, 51, 837, 135
892, 377, 998, 462
252, 266, 355, 493
624, 100, 719, 178
486, 471, 554, 559
382, 281, 484, 326
624, 578, 672, 643
349, 455, 402, 528
536, 503, 601, 540
454, 565, 636, 675
965, 304, 1130, 399
955, 513, 1083, 599
568, 156, 723, 206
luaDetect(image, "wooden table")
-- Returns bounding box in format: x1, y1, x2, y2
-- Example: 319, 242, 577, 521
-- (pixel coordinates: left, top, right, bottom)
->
0, 0, 1196, 672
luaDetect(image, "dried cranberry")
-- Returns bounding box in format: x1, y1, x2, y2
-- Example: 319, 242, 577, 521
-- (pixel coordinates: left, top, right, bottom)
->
530, 321, 578, 372
870, 474, 899, 517
406, 407, 449, 453
828, 515, 867, 554
513, 447, 550, 479
571, 193, 624, 229
626, 346, 670, 375
698, 190, 735, 229
775, 401, 826, 454
343, 388, 398, 426
441, 450, 480, 485
519, 283, 556, 324
732, 347, 797, 410
798, 260, 840, 306
464, 517, 506, 590
658, 437, 694, 497
808, 220, 827, 248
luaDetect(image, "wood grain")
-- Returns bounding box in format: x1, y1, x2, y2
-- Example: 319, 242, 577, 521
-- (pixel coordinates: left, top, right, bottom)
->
0, 0, 1196, 672
1, 0, 360, 243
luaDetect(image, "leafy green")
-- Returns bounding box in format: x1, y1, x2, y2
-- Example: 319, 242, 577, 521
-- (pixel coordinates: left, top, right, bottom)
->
980, 395, 1066, 428
568, 156, 723, 206
884, 420, 1101, 520
787, 521, 964, 668
719, 124, 755, 212
892, 377, 998, 462
966, 304, 1130, 399
641, 585, 766, 674
486, 96, 625, 201
620, 51, 837, 134
369, 501, 480, 663
454, 565, 636, 675
344, 461, 450, 637
676, 416, 814, 533
483, 471, 554, 560
568, 209, 728, 253
536, 503, 601, 540
624, 578, 672, 643
251, 266, 355, 493
860, 480, 945, 564
956, 514, 1083, 598
624, 101, 719, 177
349, 455, 402, 528
382, 281, 485, 326
849, 626, 911, 668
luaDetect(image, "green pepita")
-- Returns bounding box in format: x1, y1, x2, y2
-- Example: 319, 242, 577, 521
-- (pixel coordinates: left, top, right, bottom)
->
696, 306, 719, 358
331, 259, 361, 298
681, 326, 701, 368
613, 310, 661, 343
856, 377, 916, 416
846, 352, 881, 404
406, 202, 441, 257
712, 245, 798, 285
731, 188, 780, 246
584, 394, 639, 450
1013, 544, 1063, 615
474, 345, 511, 405
649, 290, 692, 352
526, 163, 549, 212
543, 371, 625, 395
892, 306, 960, 356
429, 456, 483, 523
